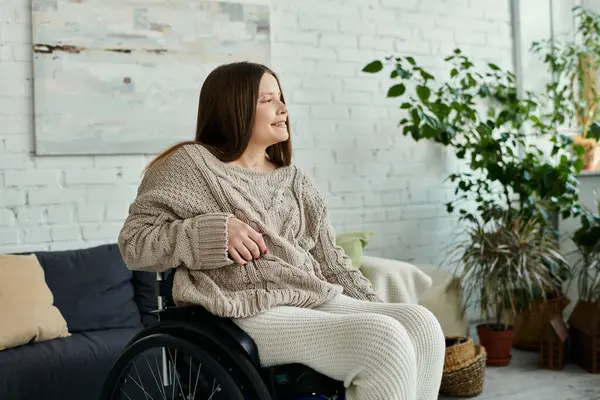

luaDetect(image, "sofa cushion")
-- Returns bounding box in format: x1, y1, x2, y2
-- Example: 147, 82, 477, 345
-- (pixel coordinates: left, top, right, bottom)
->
0, 327, 139, 400
0, 254, 70, 351
34, 244, 143, 332
335, 231, 374, 269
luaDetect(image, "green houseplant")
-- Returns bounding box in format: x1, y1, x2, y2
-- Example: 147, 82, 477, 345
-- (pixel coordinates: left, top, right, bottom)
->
531, 6, 600, 170
573, 195, 600, 303
568, 195, 600, 372
448, 212, 567, 365
362, 49, 584, 227
363, 49, 582, 360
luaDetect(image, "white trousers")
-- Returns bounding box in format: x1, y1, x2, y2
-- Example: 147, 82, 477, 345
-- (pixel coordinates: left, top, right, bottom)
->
233, 294, 445, 400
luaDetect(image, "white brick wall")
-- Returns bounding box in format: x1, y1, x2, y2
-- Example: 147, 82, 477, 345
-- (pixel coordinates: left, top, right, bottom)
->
0, 0, 513, 265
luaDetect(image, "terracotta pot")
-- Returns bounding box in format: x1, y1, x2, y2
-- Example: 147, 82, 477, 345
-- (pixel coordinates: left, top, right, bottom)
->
477, 324, 514, 366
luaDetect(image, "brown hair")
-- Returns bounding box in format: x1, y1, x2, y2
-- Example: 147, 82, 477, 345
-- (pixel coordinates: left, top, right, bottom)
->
146, 61, 292, 171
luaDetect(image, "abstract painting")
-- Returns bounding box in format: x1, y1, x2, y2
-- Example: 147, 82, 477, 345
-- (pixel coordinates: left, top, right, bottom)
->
31, 0, 271, 155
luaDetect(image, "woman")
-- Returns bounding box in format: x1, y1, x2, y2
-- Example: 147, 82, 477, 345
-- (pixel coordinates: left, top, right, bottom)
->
118, 61, 445, 400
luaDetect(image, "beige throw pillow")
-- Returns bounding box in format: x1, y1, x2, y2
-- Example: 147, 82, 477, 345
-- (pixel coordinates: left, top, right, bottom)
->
0, 254, 70, 351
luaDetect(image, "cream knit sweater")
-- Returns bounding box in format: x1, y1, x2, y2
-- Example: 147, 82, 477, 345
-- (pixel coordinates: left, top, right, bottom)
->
118, 144, 382, 318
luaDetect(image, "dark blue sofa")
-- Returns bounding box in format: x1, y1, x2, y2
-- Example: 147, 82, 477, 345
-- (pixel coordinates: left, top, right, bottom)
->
0, 243, 157, 400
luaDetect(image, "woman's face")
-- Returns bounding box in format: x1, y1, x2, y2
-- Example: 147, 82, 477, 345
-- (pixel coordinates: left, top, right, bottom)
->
251, 73, 289, 147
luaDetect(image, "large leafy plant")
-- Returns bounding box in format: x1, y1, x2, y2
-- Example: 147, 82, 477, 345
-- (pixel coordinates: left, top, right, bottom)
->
363, 49, 584, 227
531, 6, 600, 142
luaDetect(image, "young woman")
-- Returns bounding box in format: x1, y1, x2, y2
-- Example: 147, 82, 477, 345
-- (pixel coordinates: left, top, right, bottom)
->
118, 61, 445, 400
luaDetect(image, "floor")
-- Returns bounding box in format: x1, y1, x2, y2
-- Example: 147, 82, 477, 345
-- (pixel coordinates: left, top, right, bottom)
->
439, 348, 600, 400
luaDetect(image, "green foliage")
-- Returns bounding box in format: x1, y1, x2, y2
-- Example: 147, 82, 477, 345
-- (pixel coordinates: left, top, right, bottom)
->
530, 6, 600, 302
448, 212, 569, 328
573, 196, 600, 302
363, 49, 584, 226
574, 198, 600, 252
531, 6, 600, 140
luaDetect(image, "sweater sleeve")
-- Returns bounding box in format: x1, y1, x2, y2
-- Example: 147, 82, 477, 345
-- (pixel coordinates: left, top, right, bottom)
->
301, 175, 384, 302
118, 150, 234, 272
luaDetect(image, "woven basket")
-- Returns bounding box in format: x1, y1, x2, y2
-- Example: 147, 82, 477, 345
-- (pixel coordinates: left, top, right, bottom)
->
440, 340, 487, 398
443, 337, 476, 372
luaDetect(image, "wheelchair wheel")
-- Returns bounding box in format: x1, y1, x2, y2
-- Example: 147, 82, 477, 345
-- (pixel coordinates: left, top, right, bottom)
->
100, 333, 246, 400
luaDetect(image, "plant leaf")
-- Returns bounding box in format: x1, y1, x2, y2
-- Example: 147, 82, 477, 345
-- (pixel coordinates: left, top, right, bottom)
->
387, 84, 406, 98
416, 85, 431, 102
363, 60, 383, 73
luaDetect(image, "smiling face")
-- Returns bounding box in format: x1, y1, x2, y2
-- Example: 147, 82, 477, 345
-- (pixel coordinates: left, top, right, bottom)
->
250, 72, 289, 148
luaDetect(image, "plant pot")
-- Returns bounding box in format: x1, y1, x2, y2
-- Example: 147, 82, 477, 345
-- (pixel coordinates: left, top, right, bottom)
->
477, 324, 514, 366
572, 136, 600, 170
568, 300, 600, 373
512, 294, 570, 351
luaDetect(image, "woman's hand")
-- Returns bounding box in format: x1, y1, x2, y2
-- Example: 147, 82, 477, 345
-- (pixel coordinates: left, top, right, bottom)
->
227, 217, 268, 265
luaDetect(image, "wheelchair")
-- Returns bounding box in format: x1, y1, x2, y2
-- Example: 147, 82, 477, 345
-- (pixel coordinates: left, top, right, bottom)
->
99, 270, 346, 400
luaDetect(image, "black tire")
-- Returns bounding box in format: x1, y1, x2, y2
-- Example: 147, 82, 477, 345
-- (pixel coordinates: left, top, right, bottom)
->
100, 333, 245, 400
118, 321, 272, 400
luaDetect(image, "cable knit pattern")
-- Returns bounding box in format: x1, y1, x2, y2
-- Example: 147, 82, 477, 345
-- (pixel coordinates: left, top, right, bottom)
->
233, 294, 445, 400
118, 143, 382, 318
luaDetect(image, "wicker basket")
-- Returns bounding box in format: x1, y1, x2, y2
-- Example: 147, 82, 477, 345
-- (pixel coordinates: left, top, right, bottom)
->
444, 337, 476, 372
440, 338, 487, 398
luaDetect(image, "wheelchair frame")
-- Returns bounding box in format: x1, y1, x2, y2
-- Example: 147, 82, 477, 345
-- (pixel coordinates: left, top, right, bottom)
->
104, 270, 346, 400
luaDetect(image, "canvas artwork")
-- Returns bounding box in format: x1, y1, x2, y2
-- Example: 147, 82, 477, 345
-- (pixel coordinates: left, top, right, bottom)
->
31, 0, 271, 155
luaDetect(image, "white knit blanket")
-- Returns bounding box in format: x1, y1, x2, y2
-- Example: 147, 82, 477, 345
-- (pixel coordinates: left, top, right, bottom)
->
359, 256, 433, 304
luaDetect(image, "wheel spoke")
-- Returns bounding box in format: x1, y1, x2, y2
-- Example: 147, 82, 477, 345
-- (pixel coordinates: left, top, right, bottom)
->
167, 347, 186, 398
126, 373, 156, 400
133, 361, 151, 400
188, 356, 192, 399
148, 347, 167, 400
207, 379, 221, 400
170, 349, 176, 400
191, 362, 202, 400
119, 387, 134, 400
146, 354, 168, 400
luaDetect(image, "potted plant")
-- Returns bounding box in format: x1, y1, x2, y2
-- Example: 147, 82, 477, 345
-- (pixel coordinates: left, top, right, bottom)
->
362, 50, 584, 227
448, 212, 567, 365
569, 195, 600, 372
363, 48, 583, 354
573, 197, 600, 302
532, 6, 600, 171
